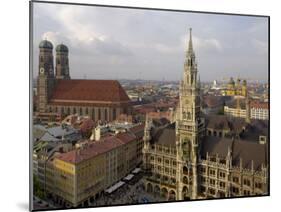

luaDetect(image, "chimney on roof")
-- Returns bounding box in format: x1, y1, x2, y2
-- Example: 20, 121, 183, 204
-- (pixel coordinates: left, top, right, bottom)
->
95, 126, 101, 141
259, 135, 267, 144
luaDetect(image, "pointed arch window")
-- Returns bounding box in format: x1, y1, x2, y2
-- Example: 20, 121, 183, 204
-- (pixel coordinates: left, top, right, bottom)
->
187, 112, 191, 119
183, 111, 186, 119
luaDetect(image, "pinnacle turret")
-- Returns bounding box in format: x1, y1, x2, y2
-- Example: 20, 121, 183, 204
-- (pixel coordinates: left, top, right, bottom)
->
188, 28, 194, 54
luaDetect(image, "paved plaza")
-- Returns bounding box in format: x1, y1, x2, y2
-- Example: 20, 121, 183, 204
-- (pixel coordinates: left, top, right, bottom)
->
90, 175, 166, 207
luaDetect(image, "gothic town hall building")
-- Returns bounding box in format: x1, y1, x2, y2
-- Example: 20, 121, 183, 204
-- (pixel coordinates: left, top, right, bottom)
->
35, 40, 132, 123
142, 29, 268, 201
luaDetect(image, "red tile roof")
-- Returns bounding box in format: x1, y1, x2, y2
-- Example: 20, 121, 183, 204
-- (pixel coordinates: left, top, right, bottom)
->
56, 131, 138, 164
56, 137, 123, 164
129, 124, 145, 134
115, 132, 136, 144
250, 101, 268, 109
50, 79, 130, 104
79, 118, 95, 133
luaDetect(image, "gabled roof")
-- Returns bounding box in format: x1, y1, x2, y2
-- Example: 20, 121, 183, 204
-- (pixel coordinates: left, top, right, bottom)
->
150, 122, 176, 146
50, 79, 130, 104
206, 115, 230, 130
56, 137, 124, 164
56, 131, 138, 164
200, 136, 268, 171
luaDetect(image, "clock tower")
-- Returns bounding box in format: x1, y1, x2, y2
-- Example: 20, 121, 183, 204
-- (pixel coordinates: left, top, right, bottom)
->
175, 28, 205, 200
37, 40, 55, 113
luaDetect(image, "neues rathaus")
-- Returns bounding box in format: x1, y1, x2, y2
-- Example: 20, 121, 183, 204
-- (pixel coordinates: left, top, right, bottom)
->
142, 29, 268, 200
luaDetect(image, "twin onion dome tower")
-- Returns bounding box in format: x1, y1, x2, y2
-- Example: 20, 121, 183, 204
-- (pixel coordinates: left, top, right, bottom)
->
38, 40, 70, 80
36, 39, 132, 120
37, 40, 70, 113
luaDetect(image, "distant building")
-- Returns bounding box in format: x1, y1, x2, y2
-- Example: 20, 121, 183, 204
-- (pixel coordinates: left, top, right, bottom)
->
224, 97, 247, 118
147, 110, 174, 122
35, 41, 132, 123
224, 98, 269, 121
211, 80, 220, 90
250, 101, 269, 120
62, 115, 95, 137
202, 95, 225, 115
223, 77, 247, 97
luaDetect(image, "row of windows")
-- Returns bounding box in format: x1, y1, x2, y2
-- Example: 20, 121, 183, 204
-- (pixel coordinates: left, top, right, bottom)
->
151, 165, 177, 175
201, 175, 263, 189
48, 106, 118, 120
150, 156, 177, 166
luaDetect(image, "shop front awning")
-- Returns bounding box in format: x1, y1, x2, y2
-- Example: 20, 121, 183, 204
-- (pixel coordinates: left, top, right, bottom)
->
105, 181, 125, 194
123, 174, 134, 181
132, 168, 141, 174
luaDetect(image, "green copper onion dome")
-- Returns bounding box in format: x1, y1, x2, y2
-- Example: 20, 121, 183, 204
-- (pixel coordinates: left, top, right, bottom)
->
56, 44, 68, 52
39, 40, 53, 49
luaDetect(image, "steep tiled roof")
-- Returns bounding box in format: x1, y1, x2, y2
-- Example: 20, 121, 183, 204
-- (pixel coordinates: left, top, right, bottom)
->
56, 131, 138, 164
200, 137, 268, 171
56, 137, 123, 164
129, 124, 145, 139
151, 123, 176, 146
206, 115, 230, 130
205, 115, 247, 134
250, 101, 269, 109
50, 79, 130, 104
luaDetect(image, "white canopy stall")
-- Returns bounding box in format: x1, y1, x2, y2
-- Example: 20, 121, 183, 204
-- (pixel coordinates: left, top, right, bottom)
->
105, 181, 125, 194
132, 168, 141, 174
123, 174, 134, 181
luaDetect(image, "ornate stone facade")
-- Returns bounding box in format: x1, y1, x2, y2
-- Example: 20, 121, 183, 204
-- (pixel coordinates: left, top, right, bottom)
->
142, 29, 268, 201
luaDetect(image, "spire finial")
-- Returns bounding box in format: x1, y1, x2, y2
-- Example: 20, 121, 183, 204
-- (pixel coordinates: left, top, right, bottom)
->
188, 27, 193, 53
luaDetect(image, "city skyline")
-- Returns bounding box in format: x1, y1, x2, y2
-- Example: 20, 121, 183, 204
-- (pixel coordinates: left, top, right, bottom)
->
31, 3, 269, 210
33, 3, 269, 82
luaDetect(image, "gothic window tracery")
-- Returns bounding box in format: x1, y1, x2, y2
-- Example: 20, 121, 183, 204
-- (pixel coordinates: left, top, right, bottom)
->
187, 112, 191, 119
183, 111, 186, 119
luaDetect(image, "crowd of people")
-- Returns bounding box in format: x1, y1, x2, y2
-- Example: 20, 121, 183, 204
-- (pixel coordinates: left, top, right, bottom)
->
90, 174, 162, 207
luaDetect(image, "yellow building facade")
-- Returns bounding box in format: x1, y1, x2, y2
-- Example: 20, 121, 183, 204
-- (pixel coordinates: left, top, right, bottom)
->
225, 78, 247, 97
46, 126, 144, 207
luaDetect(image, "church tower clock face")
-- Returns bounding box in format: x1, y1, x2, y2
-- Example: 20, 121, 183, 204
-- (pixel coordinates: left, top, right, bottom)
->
40, 68, 45, 74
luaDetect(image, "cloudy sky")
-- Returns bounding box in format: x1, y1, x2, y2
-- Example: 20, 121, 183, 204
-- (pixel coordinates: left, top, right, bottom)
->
32, 2, 268, 82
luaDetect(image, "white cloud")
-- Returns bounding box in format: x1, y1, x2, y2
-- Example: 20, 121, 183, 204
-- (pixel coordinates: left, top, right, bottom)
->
193, 36, 223, 52
33, 3, 268, 81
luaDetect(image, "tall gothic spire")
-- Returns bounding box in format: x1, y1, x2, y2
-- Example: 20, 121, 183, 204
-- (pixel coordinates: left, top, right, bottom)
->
188, 28, 194, 54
